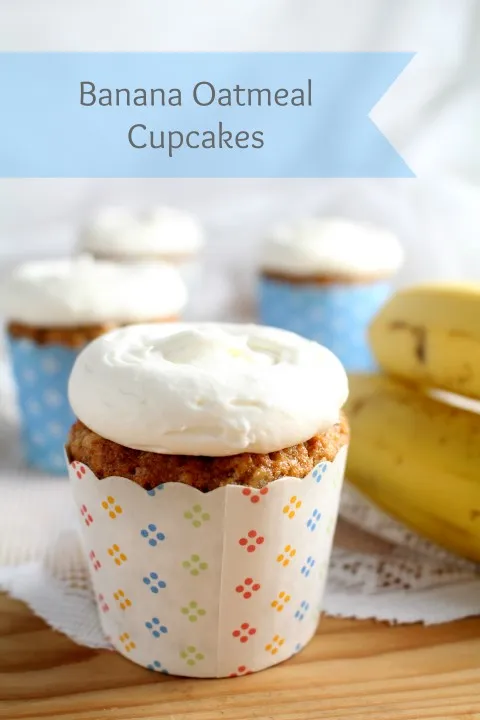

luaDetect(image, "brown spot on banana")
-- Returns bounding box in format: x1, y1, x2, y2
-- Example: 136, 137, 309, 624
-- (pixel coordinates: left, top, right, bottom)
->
389, 321, 427, 364
349, 398, 367, 416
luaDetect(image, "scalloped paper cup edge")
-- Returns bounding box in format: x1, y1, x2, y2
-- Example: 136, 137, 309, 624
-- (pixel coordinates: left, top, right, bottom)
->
67, 444, 347, 678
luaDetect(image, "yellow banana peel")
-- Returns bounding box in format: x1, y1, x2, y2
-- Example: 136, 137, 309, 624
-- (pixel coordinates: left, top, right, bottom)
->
370, 283, 480, 400
345, 373, 480, 562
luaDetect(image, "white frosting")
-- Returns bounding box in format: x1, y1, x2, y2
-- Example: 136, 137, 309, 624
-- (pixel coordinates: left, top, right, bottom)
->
262, 217, 403, 277
80, 206, 204, 259
0, 256, 187, 326
68, 322, 348, 457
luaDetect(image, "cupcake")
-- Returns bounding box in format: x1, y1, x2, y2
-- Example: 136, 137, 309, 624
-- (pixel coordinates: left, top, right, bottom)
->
1, 256, 186, 474
79, 205, 204, 290
258, 217, 403, 371
66, 322, 349, 677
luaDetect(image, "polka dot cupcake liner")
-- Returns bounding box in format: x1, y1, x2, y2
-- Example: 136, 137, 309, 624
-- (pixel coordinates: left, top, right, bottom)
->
68, 445, 348, 678
258, 276, 393, 371
7, 335, 80, 474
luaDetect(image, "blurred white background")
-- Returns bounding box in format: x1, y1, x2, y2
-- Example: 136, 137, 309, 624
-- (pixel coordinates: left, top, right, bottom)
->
0, 0, 479, 321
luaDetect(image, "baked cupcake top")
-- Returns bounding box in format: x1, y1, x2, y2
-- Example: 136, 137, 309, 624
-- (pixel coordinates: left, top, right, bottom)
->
261, 217, 403, 278
0, 256, 187, 327
68, 322, 348, 457
79, 206, 204, 260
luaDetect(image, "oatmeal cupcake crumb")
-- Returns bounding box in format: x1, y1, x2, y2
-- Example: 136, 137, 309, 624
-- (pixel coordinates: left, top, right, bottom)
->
67, 414, 349, 492
8, 318, 177, 348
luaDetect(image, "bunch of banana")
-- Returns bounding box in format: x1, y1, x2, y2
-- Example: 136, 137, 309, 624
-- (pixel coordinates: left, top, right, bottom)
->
345, 283, 480, 562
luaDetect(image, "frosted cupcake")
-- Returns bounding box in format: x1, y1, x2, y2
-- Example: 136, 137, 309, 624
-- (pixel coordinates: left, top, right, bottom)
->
79, 206, 204, 289
66, 322, 349, 677
258, 217, 403, 371
1, 256, 186, 474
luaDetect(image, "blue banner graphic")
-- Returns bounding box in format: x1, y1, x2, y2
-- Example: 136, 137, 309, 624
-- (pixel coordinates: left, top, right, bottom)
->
0, 52, 414, 178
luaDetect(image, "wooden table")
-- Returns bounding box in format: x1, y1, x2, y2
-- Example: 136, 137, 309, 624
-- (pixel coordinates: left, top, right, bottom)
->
0, 594, 479, 720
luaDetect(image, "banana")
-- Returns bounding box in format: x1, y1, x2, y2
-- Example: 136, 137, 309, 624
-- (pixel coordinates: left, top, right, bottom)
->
369, 283, 480, 400
345, 373, 480, 562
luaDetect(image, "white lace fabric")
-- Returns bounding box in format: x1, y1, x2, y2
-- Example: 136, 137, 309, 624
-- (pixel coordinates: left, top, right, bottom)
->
0, 354, 479, 650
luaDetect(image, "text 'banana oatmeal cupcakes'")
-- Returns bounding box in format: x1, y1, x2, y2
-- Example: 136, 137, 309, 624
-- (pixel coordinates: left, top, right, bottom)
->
66, 322, 349, 677
1, 256, 186, 474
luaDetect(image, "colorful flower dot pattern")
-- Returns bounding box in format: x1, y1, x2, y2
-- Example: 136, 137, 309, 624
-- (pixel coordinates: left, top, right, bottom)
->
271, 591, 291, 612
235, 577, 261, 599
73, 462, 86, 479
182, 554, 208, 576
114, 589, 132, 610
145, 618, 168, 638
141, 524, 166, 547
119, 633, 136, 653
307, 509, 321, 532
181, 601, 206, 622
180, 646, 205, 666
301, 556, 316, 577
295, 601, 310, 621
71, 445, 344, 676
108, 544, 127, 566
89, 550, 101, 571
238, 529, 265, 553
143, 572, 167, 593
232, 623, 257, 643
101, 496, 123, 519
98, 594, 109, 613
283, 495, 302, 519
184, 504, 210, 528
265, 634, 285, 656
277, 544, 296, 567
312, 463, 327, 483
80, 504, 93, 526
242, 487, 269, 504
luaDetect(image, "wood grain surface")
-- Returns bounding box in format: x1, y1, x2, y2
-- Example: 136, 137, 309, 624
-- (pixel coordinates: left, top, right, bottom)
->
0, 594, 479, 720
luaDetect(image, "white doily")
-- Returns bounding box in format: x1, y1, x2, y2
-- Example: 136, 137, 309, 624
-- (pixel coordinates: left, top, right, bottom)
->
0, 353, 479, 651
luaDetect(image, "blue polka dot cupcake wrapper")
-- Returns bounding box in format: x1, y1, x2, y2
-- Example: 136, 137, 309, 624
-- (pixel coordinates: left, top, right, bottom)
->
7, 335, 80, 474
258, 276, 393, 371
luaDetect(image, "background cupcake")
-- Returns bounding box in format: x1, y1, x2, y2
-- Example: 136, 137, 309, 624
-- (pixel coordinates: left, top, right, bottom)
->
78, 205, 204, 293
258, 217, 404, 371
0, 256, 186, 474
67, 322, 349, 677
